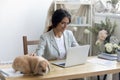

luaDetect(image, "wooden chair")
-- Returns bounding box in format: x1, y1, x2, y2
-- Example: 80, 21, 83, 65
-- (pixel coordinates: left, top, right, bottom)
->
23, 36, 40, 55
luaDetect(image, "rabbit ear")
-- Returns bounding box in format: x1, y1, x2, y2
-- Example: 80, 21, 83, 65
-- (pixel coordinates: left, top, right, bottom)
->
34, 61, 43, 75
34, 60, 50, 75
45, 61, 51, 73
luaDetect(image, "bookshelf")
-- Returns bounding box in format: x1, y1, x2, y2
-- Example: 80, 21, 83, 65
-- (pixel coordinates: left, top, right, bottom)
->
54, 0, 92, 27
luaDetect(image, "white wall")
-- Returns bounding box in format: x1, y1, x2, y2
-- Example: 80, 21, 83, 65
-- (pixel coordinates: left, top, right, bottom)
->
0, 0, 53, 62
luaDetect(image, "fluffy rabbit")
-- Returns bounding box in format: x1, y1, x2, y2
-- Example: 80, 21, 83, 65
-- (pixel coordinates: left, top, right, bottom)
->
12, 55, 50, 75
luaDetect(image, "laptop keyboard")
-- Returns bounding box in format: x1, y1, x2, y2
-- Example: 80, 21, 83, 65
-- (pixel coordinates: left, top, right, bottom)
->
59, 63, 65, 66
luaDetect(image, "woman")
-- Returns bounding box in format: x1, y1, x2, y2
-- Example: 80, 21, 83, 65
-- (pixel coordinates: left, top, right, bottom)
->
36, 9, 79, 60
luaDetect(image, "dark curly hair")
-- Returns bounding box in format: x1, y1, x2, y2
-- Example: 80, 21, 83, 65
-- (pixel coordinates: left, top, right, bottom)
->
47, 9, 71, 32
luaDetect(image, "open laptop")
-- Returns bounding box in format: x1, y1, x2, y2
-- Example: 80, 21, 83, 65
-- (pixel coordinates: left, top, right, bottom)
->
51, 45, 90, 68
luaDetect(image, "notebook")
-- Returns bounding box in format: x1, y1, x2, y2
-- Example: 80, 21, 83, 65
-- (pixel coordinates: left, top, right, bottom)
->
98, 52, 117, 61
51, 45, 90, 68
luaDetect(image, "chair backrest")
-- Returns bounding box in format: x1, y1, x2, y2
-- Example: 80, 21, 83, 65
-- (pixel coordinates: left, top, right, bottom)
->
23, 36, 40, 55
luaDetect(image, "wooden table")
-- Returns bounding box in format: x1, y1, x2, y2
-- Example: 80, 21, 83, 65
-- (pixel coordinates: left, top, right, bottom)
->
1, 56, 120, 80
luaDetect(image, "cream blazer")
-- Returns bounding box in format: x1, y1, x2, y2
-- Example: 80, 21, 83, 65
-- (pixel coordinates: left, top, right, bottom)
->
36, 30, 79, 60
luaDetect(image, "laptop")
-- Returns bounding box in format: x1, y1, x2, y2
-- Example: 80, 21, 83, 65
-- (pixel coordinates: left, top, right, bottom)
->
51, 45, 90, 68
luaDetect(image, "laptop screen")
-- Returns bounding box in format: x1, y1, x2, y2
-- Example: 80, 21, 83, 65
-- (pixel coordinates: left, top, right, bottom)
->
51, 45, 90, 68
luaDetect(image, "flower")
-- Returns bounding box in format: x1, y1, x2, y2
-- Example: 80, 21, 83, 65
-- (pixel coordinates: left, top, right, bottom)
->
87, 17, 117, 39
96, 29, 108, 44
73, 27, 78, 32
86, 17, 118, 54
104, 43, 120, 54
98, 30, 108, 41
86, 17, 117, 45
84, 28, 90, 34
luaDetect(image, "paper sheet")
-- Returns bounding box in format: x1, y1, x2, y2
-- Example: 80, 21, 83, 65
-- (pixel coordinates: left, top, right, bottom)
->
0, 68, 23, 77
87, 58, 117, 67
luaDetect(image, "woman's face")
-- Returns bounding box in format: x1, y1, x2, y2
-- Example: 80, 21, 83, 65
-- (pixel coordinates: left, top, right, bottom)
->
55, 17, 69, 33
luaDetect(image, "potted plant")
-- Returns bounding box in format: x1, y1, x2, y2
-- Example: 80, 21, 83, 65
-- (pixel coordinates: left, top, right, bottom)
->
86, 17, 118, 55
